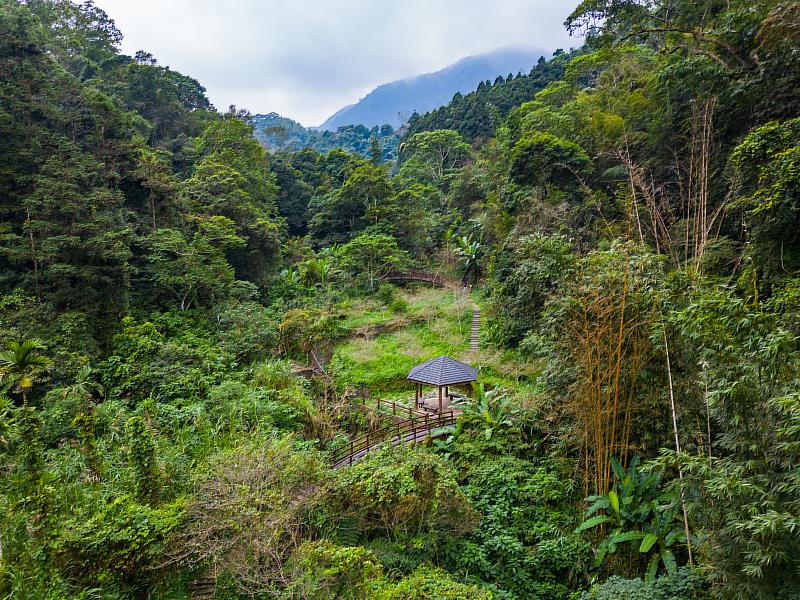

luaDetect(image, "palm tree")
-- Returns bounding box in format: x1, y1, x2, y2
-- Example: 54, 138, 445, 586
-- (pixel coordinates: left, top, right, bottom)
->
61, 365, 102, 405
0, 338, 50, 406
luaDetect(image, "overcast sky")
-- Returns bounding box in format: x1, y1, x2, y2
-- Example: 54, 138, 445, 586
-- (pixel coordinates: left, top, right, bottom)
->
93, 0, 578, 126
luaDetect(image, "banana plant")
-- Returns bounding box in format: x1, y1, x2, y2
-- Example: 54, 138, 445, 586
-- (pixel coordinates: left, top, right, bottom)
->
454, 385, 518, 440
576, 457, 690, 582
279, 267, 302, 286
455, 234, 483, 286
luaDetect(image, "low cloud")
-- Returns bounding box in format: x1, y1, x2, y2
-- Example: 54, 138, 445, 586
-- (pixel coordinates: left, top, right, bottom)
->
96, 0, 578, 126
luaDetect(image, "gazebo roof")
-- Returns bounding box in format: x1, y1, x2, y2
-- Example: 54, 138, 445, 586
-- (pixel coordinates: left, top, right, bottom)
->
407, 355, 477, 387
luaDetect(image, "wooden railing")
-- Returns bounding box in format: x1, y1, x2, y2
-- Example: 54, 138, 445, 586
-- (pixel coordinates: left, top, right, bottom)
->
331, 411, 457, 469
356, 395, 431, 421
380, 270, 453, 288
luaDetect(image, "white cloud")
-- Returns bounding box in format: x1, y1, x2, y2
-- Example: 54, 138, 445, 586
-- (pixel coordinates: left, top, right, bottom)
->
94, 0, 578, 126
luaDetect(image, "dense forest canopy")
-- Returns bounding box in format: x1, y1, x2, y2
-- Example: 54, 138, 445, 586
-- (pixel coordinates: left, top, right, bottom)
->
1, 0, 799, 598
251, 112, 401, 163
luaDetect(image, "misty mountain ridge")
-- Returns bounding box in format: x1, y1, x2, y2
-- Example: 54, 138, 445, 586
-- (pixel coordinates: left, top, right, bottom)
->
316, 46, 548, 130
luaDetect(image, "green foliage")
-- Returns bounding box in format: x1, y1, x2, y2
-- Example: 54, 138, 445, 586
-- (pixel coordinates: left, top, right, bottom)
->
577, 457, 689, 582
142, 221, 243, 311
329, 446, 476, 542
337, 233, 410, 291
100, 315, 233, 404
206, 378, 306, 433
309, 162, 391, 246
374, 566, 494, 599
447, 455, 588, 598
404, 50, 579, 144
253, 112, 400, 161
510, 132, 591, 191
455, 235, 483, 285
728, 118, 800, 287
487, 234, 575, 346
3, 0, 800, 597
53, 495, 184, 586
581, 567, 706, 600
214, 297, 279, 363
278, 307, 348, 357
73, 405, 101, 478
16, 404, 44, 478
454, 386, 518, 442
0, 338, 51, 403
125, 416, 159, 501
165, 437, 327, 595
666, 287, 800, 598
399, 130, 472, 189
288, 541, 381, 599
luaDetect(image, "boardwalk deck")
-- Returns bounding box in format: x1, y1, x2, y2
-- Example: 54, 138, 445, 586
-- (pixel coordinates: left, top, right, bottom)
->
331, 411, 456, 469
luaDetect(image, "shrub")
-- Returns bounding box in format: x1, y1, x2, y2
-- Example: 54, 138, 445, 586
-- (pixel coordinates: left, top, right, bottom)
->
376, 283, 397, 305
388, 298, 409, 314
373, 566, 493, 599
581, 567, 706, 600
162, 438, 327, 596
447, 455, 588, 598
287, 541, 381, 599
329, 446, 477, 542
215, 300, 279, 363
53, 495, 185, 586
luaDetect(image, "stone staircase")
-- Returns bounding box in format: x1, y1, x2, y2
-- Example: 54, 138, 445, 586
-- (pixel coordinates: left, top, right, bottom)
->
469, 306, 480, 353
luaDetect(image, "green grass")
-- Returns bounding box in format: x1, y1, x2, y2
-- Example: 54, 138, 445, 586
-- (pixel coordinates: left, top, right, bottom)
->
329, 285, 544, 402
330, 287, 471, 394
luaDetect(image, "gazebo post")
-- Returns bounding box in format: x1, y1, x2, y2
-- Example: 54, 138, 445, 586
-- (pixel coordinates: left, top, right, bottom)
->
438, 385, 443, 414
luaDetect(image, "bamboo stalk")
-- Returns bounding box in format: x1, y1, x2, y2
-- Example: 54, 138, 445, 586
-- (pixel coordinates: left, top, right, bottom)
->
663, 330, 694, 565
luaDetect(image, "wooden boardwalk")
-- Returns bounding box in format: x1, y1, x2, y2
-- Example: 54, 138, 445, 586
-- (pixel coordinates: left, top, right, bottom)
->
380, 270, 457, 288
331, 411, 456, 469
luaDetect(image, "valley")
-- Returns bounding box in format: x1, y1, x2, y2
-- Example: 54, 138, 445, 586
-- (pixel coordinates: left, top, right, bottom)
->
0, 0, 799, 598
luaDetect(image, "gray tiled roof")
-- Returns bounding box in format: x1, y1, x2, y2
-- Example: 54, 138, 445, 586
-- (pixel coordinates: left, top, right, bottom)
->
407, 355, 477, 386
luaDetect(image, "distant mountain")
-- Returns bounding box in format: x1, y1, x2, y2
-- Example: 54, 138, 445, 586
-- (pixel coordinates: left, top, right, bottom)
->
317, 46, 548, 131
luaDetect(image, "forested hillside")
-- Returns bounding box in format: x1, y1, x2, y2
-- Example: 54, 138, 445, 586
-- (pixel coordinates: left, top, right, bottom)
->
403, 48, 580, 144
251, 112, 400, 161
1, 0, 800, 599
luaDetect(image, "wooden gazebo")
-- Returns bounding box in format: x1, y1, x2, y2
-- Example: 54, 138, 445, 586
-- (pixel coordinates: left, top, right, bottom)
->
408, 355, 477, 414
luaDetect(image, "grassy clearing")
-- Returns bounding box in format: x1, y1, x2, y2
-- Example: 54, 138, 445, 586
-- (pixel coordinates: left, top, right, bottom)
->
329, 284, 543, 404
330, 286, 471, 394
